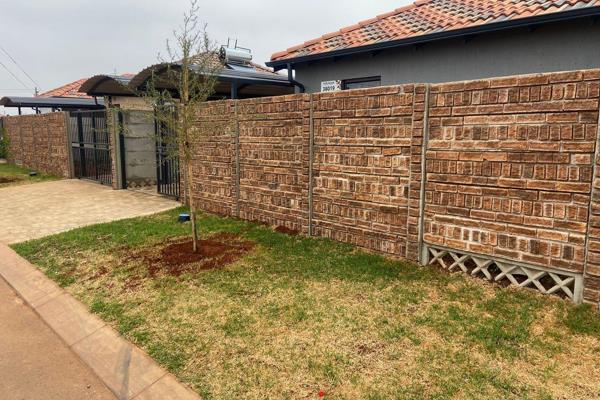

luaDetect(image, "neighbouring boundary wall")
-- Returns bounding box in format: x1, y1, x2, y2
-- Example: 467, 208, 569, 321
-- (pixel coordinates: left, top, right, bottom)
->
191, 69, 600, 308
1, 112, 71, 178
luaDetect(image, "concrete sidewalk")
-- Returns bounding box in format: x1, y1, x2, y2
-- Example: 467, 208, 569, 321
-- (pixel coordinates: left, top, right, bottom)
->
0, 276, 117, 400
0, 244, 200, 400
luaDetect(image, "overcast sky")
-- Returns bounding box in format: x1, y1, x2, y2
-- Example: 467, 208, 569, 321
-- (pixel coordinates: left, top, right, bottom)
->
0, 0, 411, 101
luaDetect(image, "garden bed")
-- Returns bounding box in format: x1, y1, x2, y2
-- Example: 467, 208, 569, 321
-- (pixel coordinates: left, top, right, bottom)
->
12, 208, 600, 400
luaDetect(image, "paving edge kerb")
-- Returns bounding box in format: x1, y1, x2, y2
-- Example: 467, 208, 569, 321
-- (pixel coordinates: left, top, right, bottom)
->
0, 244, 200, 400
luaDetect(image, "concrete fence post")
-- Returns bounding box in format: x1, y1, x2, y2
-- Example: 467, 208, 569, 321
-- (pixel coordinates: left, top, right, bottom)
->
405, 84, 431, 262
234, 100, 241, 218
417, 85, 431, 265
308, 94, 315, 236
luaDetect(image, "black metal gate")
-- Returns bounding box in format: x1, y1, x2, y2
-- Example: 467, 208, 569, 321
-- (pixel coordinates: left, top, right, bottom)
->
68, 110, 112, 185
155, 118, 180, 199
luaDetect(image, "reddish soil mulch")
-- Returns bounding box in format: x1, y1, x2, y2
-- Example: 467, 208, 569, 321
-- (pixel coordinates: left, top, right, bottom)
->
0, 176, 21, 184
275, 225, 300, 236
126, 233, 255, 278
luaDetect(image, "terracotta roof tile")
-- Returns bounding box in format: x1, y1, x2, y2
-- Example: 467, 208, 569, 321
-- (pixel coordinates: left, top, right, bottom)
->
41, 74, 137, 98
38, 78, 91, 98
271, 0, 600, 62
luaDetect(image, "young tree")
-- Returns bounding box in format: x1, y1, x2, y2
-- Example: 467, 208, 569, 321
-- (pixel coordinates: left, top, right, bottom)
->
142, 0, 222, 253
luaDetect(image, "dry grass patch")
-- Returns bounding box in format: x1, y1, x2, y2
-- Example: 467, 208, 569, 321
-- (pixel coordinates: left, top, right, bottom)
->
13, 208, 600, 400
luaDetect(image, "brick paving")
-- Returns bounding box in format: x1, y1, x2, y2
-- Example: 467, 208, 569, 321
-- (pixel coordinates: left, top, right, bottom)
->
0, 179, 179, 244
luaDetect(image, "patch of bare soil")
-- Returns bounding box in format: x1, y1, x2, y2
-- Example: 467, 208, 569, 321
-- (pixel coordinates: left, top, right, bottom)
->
0, 176, 21, 184
127, 233, 254, 278
275, 225, 300, 236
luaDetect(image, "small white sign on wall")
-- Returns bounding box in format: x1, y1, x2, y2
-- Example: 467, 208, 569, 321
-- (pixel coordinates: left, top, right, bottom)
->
321, 80, 342, 92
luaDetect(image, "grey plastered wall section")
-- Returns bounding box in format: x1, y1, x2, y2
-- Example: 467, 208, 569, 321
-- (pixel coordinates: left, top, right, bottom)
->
122, 110, 157, 188
294, 20, 600, 93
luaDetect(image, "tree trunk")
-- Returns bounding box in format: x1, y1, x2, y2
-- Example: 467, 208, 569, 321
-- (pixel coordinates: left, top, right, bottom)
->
187, 158, 199, 253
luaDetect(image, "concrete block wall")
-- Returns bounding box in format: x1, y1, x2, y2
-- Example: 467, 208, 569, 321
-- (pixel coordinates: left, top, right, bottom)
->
189, 69, 600, 307
424, 71, 600, 274
311, 85, 420, 256
1, 112, 71, 178
192, 100, 238, 217
237, 94, 311, 233
583, 70, 600, 305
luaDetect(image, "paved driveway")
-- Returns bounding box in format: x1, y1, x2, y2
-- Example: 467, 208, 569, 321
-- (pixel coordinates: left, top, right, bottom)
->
0, 179, 179, 244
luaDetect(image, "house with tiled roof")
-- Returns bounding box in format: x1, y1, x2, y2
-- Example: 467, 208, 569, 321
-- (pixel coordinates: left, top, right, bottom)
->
267, 0, 600, 93
37, 78, 92, 99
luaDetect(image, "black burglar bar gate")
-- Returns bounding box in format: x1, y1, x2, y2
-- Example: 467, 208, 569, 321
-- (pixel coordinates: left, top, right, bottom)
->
68, 110, 112, 185
155, 116, 181, 200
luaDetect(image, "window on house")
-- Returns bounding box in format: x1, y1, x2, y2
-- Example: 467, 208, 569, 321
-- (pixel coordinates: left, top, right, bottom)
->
342, 76, 381, 90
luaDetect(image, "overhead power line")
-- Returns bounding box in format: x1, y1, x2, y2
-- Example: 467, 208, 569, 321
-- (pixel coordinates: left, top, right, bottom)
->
0, 45, 40, 89
0, 59, 30, 90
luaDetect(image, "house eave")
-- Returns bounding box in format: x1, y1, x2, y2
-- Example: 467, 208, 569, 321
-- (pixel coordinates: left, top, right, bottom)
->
267, 6, 600, 69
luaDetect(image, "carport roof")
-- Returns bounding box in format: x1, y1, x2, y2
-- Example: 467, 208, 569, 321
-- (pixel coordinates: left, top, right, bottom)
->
0, 96, 104, 109
80, 63, 293, 97
78, 74, 134, 97
127, 62, 292, 91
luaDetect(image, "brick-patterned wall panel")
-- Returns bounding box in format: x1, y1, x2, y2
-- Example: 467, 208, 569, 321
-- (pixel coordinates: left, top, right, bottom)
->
238, 94, 310, 233
584, 70, 600, 306
3, 112, 70, 178
424, 70, 600, 277
191, 100, 237, 217
311, 86, 416, 256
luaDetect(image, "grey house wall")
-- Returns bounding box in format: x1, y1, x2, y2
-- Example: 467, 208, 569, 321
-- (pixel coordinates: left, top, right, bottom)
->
122, 110, 156, 188
294, 20, 600, 93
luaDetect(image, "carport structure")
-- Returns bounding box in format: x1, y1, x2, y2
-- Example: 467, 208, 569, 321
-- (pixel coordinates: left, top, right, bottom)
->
79, 57, 294, 199
0, 96, 104, 115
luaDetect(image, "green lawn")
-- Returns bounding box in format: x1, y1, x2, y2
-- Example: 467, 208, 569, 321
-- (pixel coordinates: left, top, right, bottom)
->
12, 208, 600, 400
0, 163, 58, 188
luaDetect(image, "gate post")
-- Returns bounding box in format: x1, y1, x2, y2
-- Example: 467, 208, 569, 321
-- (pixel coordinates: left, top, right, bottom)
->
64, 112, 75, 178
76, 112, 86, 178
109, 108, 126, 189
117, 111, 127, 189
